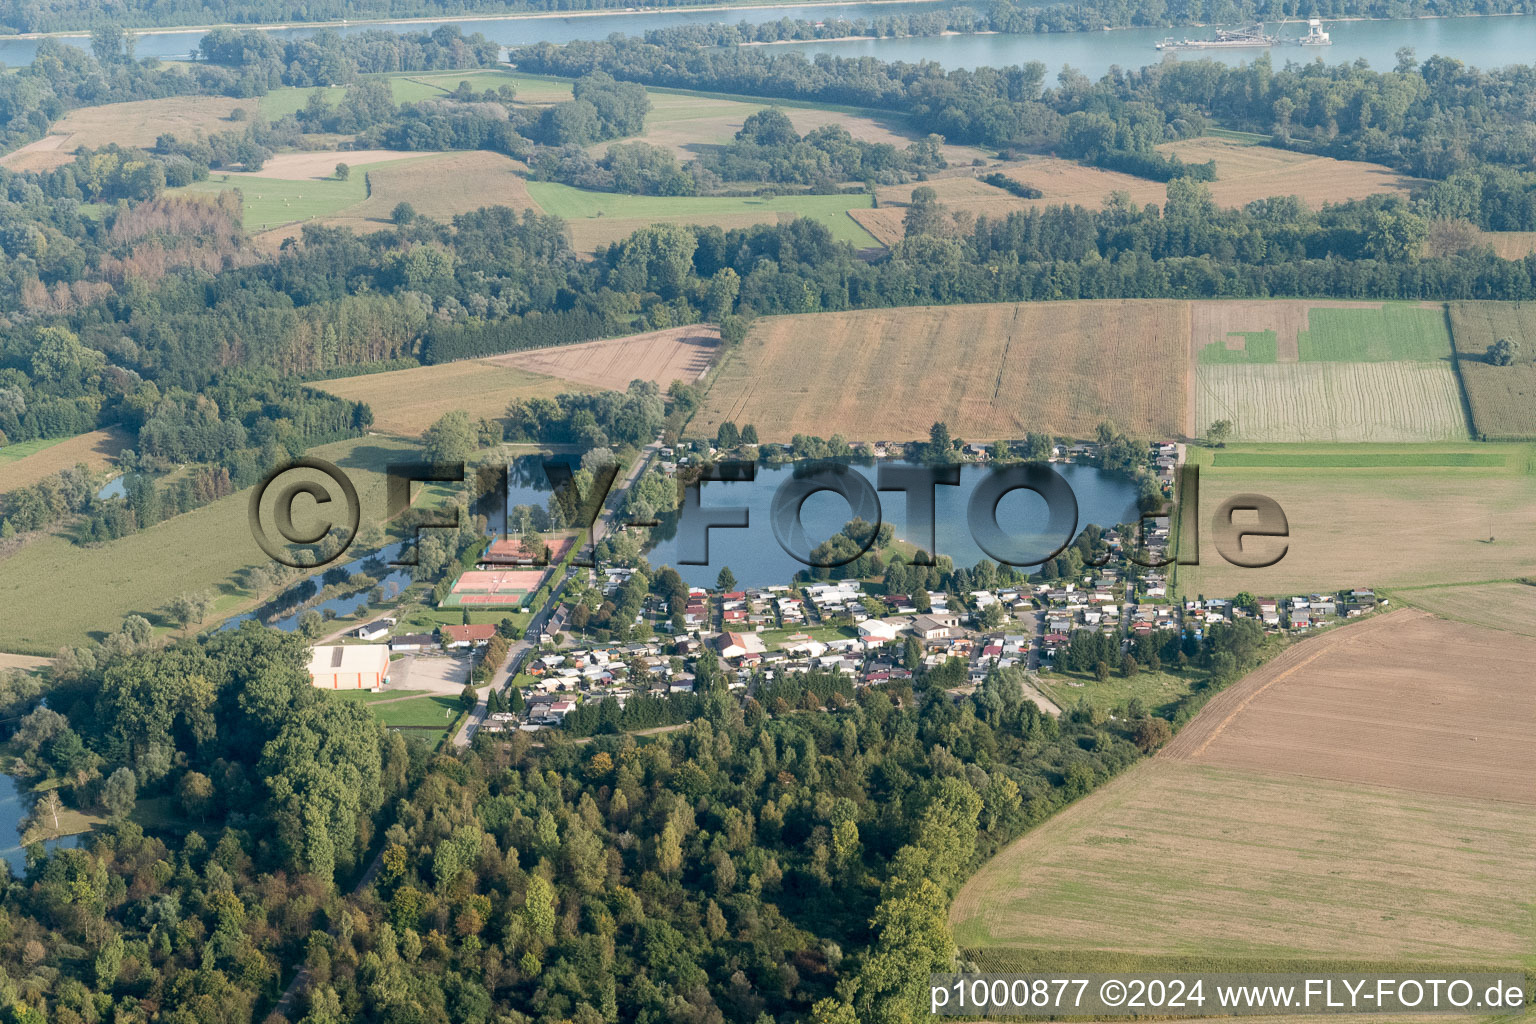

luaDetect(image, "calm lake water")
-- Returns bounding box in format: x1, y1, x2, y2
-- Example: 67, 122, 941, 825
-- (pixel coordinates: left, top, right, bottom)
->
4, 4, 1536, 76
643, 459, 1140, 589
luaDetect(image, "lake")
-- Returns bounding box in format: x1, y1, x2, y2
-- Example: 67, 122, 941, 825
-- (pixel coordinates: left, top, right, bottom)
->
4, 4, 1536, 77
642, 458, 1141, 589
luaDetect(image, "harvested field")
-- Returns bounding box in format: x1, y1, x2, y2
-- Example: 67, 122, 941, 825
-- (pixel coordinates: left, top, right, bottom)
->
487, 325, 719, 391
953, 610, 1536, 967
0, 652, 50, 672
0, 96, 258, 172
605, 90, 986, 165
225, 149, 434, 181
1165, 609, 1536, 803
1393, 581, 1536, 639
1177, 442, 1536, 597
691, 301, 1189, 442
1195, 362, 1469, 442
0, 428, 133, 494
1161, 136, 1423, 207
1479, 230, 1536, 259
315, 361, 585, 436
859, 143, 1419, 244
1446, 300, 1536, 439
254, 151, 538, 248
952, 761, 1536, 962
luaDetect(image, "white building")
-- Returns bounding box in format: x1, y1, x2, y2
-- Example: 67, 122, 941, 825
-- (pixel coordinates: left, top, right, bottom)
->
307, 644, 391, 691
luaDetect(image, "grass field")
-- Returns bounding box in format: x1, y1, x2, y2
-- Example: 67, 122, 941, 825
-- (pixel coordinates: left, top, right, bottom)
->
252, 151, 537, 248
954, 611, 1536, 969
1191, 301, 1467, 442
692, 300, 1190, 442
1446, 301, 1536, 439
1391, 581, 1536, 639
489, 324, 719, 391
855, 143, 1419, 245
330, 689, 461, 728
0, 435, 418, 655
1034, 668, 1194, 717
0, 427, 133, 495
526, 181, 878, 251
1193, 301, 1450, 364
1177, 442, 1536, 597
180, 169, 369, 232
315, 360, 585, 436
0, 437, 68, 464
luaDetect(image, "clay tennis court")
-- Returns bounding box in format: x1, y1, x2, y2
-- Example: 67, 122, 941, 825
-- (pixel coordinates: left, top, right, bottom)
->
442, 568, 549, 607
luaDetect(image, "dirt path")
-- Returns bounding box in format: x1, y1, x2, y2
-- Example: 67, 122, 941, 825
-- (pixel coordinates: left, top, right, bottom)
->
1161, 610, 1409, 761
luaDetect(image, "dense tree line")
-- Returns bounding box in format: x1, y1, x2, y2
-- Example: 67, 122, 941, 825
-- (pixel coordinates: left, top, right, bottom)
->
511, 34, 1536, 189
299, 666, 1142, 1023
197, 25, 502, 89
0, 625, 417, 1018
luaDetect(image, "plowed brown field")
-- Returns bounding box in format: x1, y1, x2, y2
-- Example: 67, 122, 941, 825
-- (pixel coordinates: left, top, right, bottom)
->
1164, 609, 1536, 804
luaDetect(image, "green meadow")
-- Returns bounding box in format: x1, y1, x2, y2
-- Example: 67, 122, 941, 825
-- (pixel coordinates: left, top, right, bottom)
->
0, 436, 420, 655
0, 436, 69, 463
525, 182, 879, 247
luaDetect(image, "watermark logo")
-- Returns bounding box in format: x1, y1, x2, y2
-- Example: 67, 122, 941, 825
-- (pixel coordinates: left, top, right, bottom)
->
248, 456, 1290, 571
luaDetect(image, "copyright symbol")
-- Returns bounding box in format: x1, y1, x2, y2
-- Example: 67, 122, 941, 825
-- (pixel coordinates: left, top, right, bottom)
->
1100, 980, 1126, 1007
248, 457, 360, 569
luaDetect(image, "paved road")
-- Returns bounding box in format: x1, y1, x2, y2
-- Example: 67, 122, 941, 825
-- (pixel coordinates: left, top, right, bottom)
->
451, 440, 658, 750
451, 572, 571, 748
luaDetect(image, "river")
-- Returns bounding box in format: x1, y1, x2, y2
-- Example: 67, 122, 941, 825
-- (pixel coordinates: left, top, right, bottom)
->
0, 774, 79, 877
3, 3, 1536, 76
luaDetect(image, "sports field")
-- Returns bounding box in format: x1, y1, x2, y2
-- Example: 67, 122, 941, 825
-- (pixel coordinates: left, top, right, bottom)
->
0, 436, 417, 656
1177, 442, 1536, 597
1446, 301, 1536, 439
443, 569, 549, 608
315, 360, 584, 436
488, 324, 719, 391
1192, 301, 1467, 442
525, 182, 879, 251
691, 300, 1190, 442
954, 611, 1536, 968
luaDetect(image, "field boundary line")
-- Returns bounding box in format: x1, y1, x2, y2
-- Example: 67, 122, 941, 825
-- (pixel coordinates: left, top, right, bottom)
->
1439, 301, 1484, 440
1164, 610, 1416, 761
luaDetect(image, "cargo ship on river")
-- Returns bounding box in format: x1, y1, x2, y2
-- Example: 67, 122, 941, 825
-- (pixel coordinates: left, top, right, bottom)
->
1156, 19, 1332, 51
